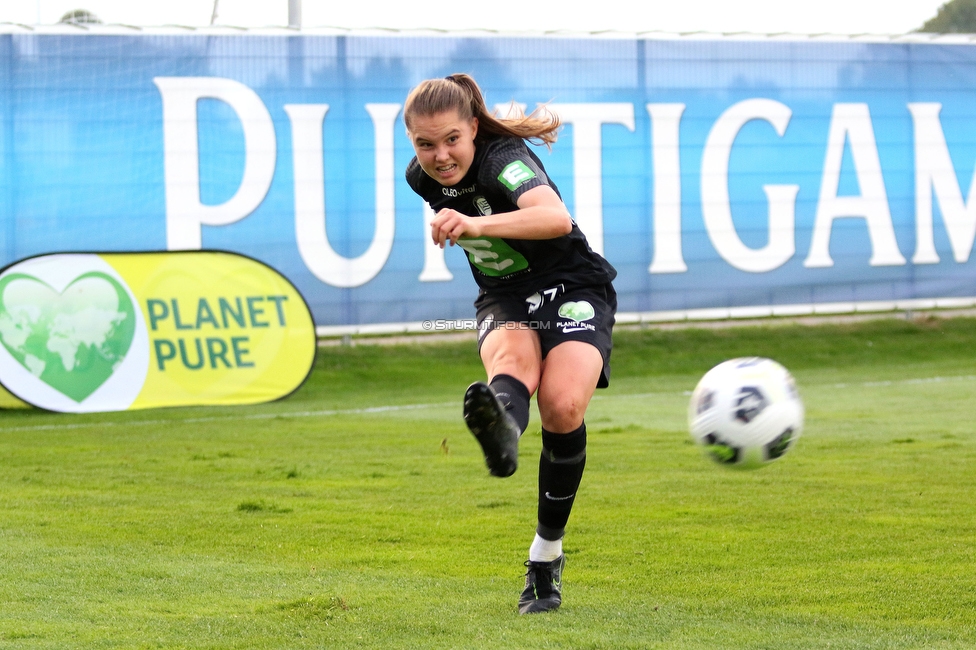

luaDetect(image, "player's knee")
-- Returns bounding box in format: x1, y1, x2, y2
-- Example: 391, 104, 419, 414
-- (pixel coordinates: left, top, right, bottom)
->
538, 393, 587, 433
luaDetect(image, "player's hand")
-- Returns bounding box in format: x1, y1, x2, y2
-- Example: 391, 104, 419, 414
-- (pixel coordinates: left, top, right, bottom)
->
430, 208, 482, 248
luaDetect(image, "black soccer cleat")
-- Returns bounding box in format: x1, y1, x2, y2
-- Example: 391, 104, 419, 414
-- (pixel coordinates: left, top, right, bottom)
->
462, 382, 519, 478
518, 554, 565, 614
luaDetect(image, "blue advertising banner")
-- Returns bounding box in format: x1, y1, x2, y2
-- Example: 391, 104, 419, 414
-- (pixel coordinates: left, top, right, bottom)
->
1, 29, 975, 328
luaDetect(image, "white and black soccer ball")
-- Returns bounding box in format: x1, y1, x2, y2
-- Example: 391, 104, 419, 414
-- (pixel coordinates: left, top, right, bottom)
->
688, 357, 804, 469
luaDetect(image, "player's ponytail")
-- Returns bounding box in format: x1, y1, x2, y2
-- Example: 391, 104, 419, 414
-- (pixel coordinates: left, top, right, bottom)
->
404, 73, 560, 148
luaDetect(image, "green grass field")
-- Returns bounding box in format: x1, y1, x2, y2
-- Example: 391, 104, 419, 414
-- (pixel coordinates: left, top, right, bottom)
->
1, 316, 975, 649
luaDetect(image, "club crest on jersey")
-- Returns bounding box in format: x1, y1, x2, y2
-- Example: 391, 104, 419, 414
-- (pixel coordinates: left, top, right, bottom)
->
498, 161, 536, 191
473, 196, 492, 216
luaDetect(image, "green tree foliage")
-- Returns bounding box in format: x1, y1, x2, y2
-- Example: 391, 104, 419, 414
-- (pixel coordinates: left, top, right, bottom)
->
59, 9, 102, 25
919, 0, 976, 33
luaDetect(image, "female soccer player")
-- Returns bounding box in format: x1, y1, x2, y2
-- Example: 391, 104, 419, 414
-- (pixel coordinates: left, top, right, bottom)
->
404, 74, 617, 614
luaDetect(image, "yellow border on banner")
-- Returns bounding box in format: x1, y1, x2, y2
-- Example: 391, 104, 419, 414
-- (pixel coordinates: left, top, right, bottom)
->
0, 384, 31, 409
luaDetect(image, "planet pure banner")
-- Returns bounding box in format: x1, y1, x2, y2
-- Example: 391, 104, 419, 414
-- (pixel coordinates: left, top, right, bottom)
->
0, 251, 316, 412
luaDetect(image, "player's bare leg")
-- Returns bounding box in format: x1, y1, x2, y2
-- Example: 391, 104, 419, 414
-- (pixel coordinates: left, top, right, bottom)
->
479, 325, 541, 395
536, 341, 603, 434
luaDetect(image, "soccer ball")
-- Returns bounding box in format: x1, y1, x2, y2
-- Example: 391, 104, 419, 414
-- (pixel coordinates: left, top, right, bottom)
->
688, 357, 803, 469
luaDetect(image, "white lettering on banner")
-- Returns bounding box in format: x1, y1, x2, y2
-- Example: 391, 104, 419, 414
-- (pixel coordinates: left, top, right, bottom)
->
909, 103, 976, 264
701, 99, 799, 273
805, 103, 907, 268
154, 77, 276, 250
419, 202, 453, 282
284, 103, 400, 288
550, 103, 636, 256
647, 103, 688, 274
150, 78, 976, 286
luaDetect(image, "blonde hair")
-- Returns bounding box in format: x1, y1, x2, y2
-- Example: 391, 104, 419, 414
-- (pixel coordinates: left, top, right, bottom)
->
404, 74, 560, 148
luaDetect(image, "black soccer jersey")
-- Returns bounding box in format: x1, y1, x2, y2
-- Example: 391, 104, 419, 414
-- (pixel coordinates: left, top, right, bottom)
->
406, 135, 616, 294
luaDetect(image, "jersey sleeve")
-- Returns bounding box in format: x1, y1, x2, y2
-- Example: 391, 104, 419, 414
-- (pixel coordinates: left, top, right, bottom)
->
478, 139, 552, 205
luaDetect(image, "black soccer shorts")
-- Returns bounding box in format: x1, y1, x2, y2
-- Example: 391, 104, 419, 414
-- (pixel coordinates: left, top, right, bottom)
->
474, 281, 616, 388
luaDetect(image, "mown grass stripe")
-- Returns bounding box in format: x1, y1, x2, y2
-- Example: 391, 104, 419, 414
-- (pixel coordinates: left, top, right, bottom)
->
4, 374, 975, 434
0, 402, 458, 433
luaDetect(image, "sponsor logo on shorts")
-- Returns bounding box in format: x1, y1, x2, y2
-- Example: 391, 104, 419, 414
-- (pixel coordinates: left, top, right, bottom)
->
556, 300, 596, 334
558, 301, 595, 322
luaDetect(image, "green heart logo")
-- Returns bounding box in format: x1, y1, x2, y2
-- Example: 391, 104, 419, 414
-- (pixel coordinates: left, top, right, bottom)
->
0, 272, 136, 403
557, 300, 595, 322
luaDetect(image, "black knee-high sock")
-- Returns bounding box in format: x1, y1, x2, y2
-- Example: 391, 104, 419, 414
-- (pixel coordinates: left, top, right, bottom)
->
536, 423, 587, 541
489, 374, 530, 434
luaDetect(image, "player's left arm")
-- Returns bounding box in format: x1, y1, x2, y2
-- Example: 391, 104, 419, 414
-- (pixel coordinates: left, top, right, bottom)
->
430, 185, 573, 248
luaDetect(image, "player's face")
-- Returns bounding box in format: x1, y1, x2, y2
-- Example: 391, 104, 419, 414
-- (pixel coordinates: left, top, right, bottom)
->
408, 110, 478, 187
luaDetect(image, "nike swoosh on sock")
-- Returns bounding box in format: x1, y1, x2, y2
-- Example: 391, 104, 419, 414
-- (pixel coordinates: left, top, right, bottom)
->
544, 492, 575, 501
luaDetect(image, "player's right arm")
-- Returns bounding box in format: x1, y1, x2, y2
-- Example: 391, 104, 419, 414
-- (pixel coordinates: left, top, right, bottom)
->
429, 185, 572, 248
